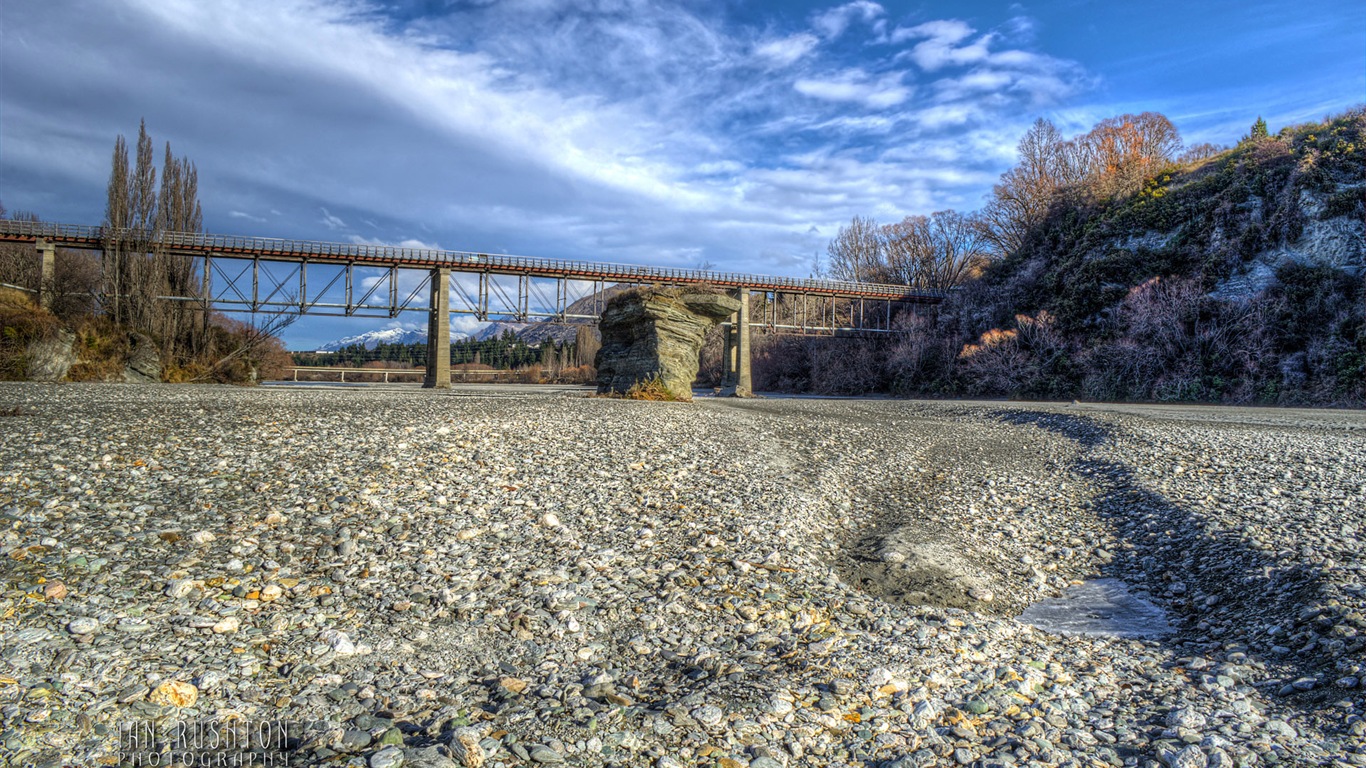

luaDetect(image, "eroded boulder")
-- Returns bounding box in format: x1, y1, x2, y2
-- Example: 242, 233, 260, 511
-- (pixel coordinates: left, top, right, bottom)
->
123, 332, 162, 383
25, 330, 76, 382
595, 287, 740, 400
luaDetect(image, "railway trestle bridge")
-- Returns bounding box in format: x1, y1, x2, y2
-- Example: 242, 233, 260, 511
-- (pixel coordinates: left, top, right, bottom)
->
0, 220, 943, 394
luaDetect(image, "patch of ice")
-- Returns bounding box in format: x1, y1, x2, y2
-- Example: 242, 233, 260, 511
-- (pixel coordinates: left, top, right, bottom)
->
1018, 578, 1171, 639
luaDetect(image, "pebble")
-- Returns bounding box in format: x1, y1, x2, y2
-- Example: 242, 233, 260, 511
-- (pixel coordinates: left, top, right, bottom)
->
448, 727, 484, 768
165, 579, 195, 598
65, 618, 98, 635
211, 616, 240, 634
528, 744, 564, 763
147, 680, 198, 708
0, 385, 1360, 767
692, 704, 724, 728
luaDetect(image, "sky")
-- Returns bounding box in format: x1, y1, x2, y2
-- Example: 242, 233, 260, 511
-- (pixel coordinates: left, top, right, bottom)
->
1, 0, 1363, 349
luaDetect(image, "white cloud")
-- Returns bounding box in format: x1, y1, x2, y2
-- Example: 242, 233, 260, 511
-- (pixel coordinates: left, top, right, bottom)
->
348, 234, 444, 251
794, 70, 911, 109
812, 1, 885, 40
0, 0, 1102, 350
753, 33, 820, 67
893, 20, 993, 71
320, 207, 346, 230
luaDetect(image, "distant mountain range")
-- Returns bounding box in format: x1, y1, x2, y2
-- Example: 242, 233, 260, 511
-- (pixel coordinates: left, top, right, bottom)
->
315, 327, 442, 352
314, 285, 627, 351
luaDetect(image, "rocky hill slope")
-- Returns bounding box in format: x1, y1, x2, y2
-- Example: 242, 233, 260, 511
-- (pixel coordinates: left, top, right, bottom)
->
995, 110, 1363, 325
944, 109, 1365, 405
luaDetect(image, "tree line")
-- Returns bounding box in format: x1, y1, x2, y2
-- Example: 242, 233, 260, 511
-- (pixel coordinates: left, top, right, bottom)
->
825, 112, 1193, 290
771, 108, 1365, 405
291, 331, 592, 371
1, 120, 292, 383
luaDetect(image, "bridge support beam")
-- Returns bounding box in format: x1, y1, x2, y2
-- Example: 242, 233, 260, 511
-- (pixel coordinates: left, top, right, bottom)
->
735, 288, 752, 397
36, 239, 55, 311
423, 267, 450, 389
720, 288, 753, 397
721, 322, 735, 386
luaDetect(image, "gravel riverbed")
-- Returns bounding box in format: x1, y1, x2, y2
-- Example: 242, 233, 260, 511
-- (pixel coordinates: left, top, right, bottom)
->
0, 383, 1362, 768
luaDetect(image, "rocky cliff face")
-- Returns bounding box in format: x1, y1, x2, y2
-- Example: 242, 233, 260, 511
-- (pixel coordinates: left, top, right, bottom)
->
25, 330, 75, 382
1211, 186, 1365, 301
122, 332, 162, 383
595, 288, 740, 400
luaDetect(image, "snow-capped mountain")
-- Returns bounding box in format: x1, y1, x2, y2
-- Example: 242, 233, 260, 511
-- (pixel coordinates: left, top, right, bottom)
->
313, 285, 621, 351
315, 327, 435, 352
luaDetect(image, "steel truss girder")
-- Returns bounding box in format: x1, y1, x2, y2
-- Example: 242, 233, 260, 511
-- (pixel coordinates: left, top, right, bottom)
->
107, 252, 923, 334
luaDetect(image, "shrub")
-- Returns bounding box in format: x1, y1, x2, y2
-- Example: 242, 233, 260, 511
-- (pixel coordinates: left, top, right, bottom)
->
621, 375, 684, 401
887, 312, 959, 395
807, 337, 884, 395
65, 317, 131, 381
0, 305, 62, 380
555, 364, 596, 385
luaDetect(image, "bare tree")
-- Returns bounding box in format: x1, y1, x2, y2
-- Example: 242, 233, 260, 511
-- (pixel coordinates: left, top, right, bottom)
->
104, 135, 130, 323
103, 120, 215, 366
826, 215, 882, 283
881, 211, 991, 291
1076, 112, 1182, 198
1178, 142, 1226, 164
979, 118, 1083, 258
980, 113, 1183, 257
575, 324, 600, 368
153, 142, 206, 358
0, 204, 41, 293
193, 307, 298, 383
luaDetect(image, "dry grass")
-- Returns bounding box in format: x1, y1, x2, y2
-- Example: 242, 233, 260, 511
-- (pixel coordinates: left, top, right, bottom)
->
622, 375, 686, 401
65, 318, 131, 382
591, 374, 687, 402
0, 304, 63, 381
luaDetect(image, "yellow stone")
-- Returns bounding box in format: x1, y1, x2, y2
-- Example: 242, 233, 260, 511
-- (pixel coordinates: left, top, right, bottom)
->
149, 680, 199, 708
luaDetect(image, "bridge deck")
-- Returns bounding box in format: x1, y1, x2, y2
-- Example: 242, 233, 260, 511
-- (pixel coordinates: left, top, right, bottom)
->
0, 220, 942, 302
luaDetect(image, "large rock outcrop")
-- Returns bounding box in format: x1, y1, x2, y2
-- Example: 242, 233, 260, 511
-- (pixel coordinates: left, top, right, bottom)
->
25, 330, 76, 382
595, 288, 740, 400
122, 332, 162, 383
1210, 187, 1366, 301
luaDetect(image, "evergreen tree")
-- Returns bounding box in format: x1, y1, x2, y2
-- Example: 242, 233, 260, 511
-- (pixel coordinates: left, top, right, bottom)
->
1250, 116, 1269, 139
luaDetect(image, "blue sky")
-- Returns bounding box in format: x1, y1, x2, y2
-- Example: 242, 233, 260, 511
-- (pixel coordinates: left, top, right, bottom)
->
1, 0, 1362, 349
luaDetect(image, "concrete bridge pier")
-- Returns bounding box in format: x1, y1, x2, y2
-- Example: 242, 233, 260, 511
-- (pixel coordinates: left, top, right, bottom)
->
719, 288, 752, 397
36, 239, 55, 310
735, 288, 752, 396
721, 321, 735, 386
423, 267, 451, 389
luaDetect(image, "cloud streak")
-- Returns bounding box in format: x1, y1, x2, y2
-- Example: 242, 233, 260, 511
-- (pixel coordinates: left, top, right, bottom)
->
10, 0, 1354, 346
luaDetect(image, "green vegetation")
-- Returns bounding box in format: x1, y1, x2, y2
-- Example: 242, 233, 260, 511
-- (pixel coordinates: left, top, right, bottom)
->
291, 331, 582, 371
1, 121, 292, 384
763, 107, 1365, 406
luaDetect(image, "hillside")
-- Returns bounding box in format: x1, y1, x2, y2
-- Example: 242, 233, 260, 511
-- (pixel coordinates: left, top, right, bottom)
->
932, 110, 1365, 405
473, 283, 627, 344
750, 109, 1365, 405
993, 110, 1364, 330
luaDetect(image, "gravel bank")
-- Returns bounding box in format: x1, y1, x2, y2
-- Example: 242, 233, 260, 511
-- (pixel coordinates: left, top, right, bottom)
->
0, 384, 1361, 768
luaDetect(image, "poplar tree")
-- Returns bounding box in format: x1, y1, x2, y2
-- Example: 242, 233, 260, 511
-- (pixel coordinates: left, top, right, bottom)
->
102, 120, 208, 359
103, 136, 130, 323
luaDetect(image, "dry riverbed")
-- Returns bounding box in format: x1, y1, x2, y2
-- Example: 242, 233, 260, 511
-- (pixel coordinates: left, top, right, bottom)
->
0, 383, 1362, 768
